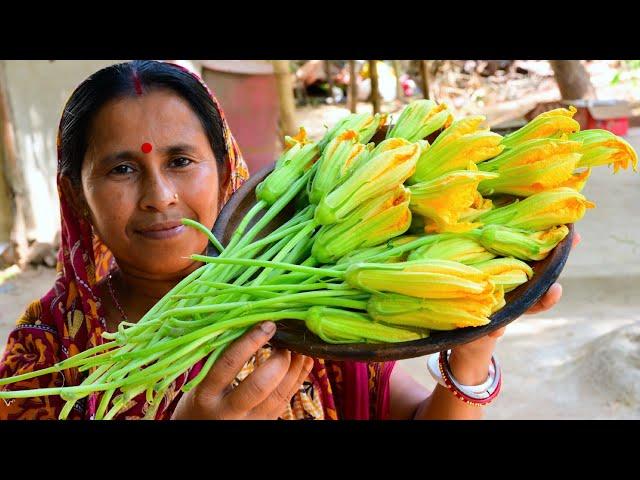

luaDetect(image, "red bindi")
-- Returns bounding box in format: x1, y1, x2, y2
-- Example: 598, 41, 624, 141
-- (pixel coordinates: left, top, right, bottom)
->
141, 142, 153, 154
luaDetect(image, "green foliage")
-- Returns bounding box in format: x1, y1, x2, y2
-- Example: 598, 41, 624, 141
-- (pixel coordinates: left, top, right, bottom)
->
610, 60, 640, 86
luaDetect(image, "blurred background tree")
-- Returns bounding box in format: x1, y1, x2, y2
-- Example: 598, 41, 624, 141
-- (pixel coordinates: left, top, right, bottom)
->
549, 60, 596, 100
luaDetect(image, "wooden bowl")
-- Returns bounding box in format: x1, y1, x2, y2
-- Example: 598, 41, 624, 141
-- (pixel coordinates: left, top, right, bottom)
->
211, 131, 574, 361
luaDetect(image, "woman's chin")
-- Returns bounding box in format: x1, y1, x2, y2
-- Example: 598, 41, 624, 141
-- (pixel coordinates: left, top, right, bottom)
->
128, 242, 207, 278
134, 259, 201, 280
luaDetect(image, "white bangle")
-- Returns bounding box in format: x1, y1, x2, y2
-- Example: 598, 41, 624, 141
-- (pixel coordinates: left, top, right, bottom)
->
426, 350, 495, 394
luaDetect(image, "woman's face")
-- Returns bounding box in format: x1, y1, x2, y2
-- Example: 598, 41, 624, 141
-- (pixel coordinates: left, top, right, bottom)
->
80, 88, 220, 279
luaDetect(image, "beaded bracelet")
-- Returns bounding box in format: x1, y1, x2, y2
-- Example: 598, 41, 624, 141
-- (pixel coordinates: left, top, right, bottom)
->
427, 350, 502, 406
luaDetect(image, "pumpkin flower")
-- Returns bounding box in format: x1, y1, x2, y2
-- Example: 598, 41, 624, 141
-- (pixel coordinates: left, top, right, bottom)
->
256, 128, 319, 205
344, 259, 494, 299
473, 258, 534, 293
304, 306, 427, 344
309, 130, 371, 205
312, 186, 412, 263
477, 187, 595, 231
407, 236, 495, 265
367, 289, 505, 330
318, 112, 387, 151
410, 130, 504, 184
386, 100, 453, 142
431, 115, 487, 145
473, 224, 570, 261
569, 129, 638, 173
478, 138, 583, 197
458, 192, 494, 223
314, 138, 421, 225
408, 164, 498, 232
501, 106, 581, 149
556, 168, 591, 192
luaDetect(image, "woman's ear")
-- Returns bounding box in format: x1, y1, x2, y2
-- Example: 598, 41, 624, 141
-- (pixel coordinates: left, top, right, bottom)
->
60, 175, 90, 221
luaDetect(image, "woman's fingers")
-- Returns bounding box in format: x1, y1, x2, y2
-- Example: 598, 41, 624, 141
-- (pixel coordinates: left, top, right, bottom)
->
198, 322, 277, 397
222, 348, 294, 416
487, 326, 507, 339
525, 231, 578, 316
286, 357, 315, 399
248, 354, 313, 419
572, 231, 582, 249
526, 282, 563, 314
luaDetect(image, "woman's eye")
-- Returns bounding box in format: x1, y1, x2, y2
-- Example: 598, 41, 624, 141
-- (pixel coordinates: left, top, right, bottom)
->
111, 164, 135, 175
170, 157, 194, 168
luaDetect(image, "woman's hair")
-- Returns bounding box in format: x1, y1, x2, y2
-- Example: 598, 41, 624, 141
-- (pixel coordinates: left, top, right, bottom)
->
58, 60, 227, 184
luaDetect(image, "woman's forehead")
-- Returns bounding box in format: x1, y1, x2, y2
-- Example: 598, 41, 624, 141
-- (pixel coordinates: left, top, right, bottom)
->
88, 89, 209, 152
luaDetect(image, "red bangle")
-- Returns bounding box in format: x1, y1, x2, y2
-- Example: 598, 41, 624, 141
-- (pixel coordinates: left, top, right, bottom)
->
438, 350, 502, 407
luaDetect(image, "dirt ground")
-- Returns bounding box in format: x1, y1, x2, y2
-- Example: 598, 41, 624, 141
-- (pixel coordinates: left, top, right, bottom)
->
0, 266, 55, 333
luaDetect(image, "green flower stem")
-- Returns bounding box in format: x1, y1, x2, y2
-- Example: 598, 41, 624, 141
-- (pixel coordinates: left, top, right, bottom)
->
181, 218, 224, 254
95, 388, 119, 420
102, 348, 169, 383
114, 309, 314, 363
263, 236, 315, 284
180, 328, 248, 392
58, 362, 115, 419
226, 229, 298, 286
179, 209, 312, 309
0, 340, 121, 387
71, 334, 173, 400
214, 211, 313, 285
199, 281, 341, 292
103, 397, 126, 420
214, 169, 311, 269
0, 378, 123, 400
94, 357, 148, 419
126, 327, 243, 392
293, 297, 369, 309
173, 282, 348, 304
333, 233, 456, 268
155, 342, 217, 392
123, 342, 216, 396
101, 319, 163, 342
106, 261, 208, 333
250, 222, 317, 287
77, 349, 127, 372
103, 315, 283, 403
190, 255, 343, 279
142, 386, 168, 420
97, 331, 222, 392
276, 256, 324, 294
221, 171, 314, 258
198, 233, 297, 308
180, 344, 227, 393
233, 211, 314, 260
222, 199, 267, 255
157, 289, 359, 322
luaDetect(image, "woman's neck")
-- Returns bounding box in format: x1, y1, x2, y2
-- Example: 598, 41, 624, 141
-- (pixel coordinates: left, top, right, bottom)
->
121, 270, 173, 307
108, 266, 193, 322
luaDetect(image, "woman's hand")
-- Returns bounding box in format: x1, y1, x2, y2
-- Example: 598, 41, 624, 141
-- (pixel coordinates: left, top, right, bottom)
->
447, 231, 582, 384
171, 322, 313, 420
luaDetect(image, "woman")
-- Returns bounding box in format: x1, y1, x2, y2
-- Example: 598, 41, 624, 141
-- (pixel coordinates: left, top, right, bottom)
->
0, 60, 572, 420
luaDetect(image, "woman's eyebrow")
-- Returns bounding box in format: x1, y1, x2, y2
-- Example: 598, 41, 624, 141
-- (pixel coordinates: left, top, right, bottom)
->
99, 144, 197, 164
99, 150, 138, 166
160, 144, 198, 156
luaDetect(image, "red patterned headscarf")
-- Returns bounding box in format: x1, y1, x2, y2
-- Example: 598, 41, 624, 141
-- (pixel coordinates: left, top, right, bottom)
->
0, 61, 394, 420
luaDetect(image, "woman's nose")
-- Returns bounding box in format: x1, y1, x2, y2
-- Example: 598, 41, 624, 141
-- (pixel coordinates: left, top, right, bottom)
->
139, 171, 178, 212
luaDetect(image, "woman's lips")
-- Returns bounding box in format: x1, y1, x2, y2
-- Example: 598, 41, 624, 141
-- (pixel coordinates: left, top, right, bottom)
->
135, 221, 187, 240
